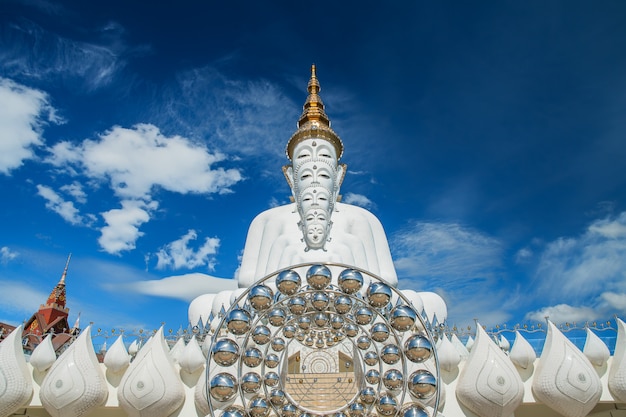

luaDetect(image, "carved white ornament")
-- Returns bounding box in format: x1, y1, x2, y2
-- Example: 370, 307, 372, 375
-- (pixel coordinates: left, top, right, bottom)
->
437, 335, 461, 372
450, 333, 470, 360
178, 336, 205, 374
29, 333, 57, 372
0, 326, 33, 417
118, 327, 185, 417
456, 324, 524, 417
466, 335, 475, 352
583, 328, 610, 367
608, 318, 626, 401
39, 325, 108, 417
193, 366, 210, 417
104, 335, 130, 373
169, 337, 185, 363
509, 330, 536, 370
532, 321, 602, 417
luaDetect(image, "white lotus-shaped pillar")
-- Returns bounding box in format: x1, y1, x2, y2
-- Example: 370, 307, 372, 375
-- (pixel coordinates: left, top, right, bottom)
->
178, 336, 205, 374
532, 321, 602, 417
509, 330, 536, 370
0, 326, 33, 417
39, 325, 108, 417
194, 366, 210, 417
456, 324, 524, 417
608, 318, 626, 401
118, 327, 185, 417
30, 334, 57, 372
583, 328, 610, 367
451, 333, 470, 360
104, 335, 131, 374
438, 334, 461, 372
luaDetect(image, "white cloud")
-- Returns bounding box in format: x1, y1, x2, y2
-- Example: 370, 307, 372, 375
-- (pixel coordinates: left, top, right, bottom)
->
515, 247, 533, 264
343, 192, 375, 210
36, 184, 84, 225
156, 230, 220, 271
60, 181, 87, 204
0, 247, 19, 265
114, 273, 238, 302
0, 280, 47, 319
0, 78, 61, 174
47, 124, 243, 200
525, 304, 600, 324
99, 200, 158, 254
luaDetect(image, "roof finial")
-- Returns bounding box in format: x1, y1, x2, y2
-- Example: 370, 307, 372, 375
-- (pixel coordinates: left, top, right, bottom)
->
60, 253, 71, 285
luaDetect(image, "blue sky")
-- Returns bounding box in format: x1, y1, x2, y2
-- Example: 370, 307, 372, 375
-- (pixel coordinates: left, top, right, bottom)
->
1, 0, 626, 336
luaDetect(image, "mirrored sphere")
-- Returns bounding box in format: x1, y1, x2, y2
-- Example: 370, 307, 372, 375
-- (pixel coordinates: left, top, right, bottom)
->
364, 351, 379, 366
265, 353, 279, 368
390, 306, 417, 331
276, 269, 301, 295
402, 404, 429, 417
334, 296, 353, 314
221, 406, 245, 417
367, 282, 392, 308
264, 371, 280, 387
365, 369, 380, 384
270, 388, 286, 406
282, 403, 298, 417
349, 402, 366, 417
249, 285, 274, 311
355, 308, 374, 325
314, 312, 330, 327
331, 315, 344, 329
249, 396, 270, 417
381, 344, 401, 365
289, 297, 307, 315
312, 292, 330, 310
283, 325, 296, 339
371, 323, 390, 343
268, 308, 287, 327
306, 264, 332, 290
298, 316, 312, 330
383, 369, 404, 390
305, 336, 314, 347
212, 338, 240, 366
376, 394, 398, 416
345, 323, 359, 337
316, 338, 325, 348
338, 269, 364, 294
359, 387, 376, 404
357, 335, 371, 350
404, 334, 433, 363
209, 372, 238, 402
408, 369, 437, 399
243, 347, 263, 367
271, 337, 286, 352
226, 308, 252, 335
241, 372, 262, 393
252, 325, 271, 345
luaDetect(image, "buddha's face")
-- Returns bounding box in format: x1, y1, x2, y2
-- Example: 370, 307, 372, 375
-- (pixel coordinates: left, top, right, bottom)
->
286, 138, 343, 250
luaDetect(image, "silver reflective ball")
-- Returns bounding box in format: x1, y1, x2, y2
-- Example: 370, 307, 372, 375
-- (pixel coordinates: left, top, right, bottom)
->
390, 305, 417, 331
408, 369, 437, 399
241, 372, 262, 393
270, 388, 286, 406
376, 394, 398, 416
249, 396, 270, 417
371, 323, 390, 343
348, 402, 366, 417
366, 282, 392, 308
298, 316, 311, 330
331, 315, 344, 329
402, 403, 429, 417
283, 325, 296, 339
355, 307, 373, 325
212, 338, 240, 366
264, 371, 280, 387
314, 312, 330, 328
209, 372, 237, 402
252, 325, 271, 345
276, 269, 301, 295
316, 338, 325, 348
334, 295, 353, 314
364, 351, 379, 366
282, 403, 298, 417
383, 369, 404, 390
268, 308, 287, 327
359, 387, 376, 404
338, 269, 364, 294
306, 264, 332, 290
305, 336, 314, 346
311, 292, 330, 311
271, 337, 286, 352
404, 334, 433, 363
243, 347, 263, 367
288, 297, 307, 315
356, 335, 371, 350
365, 369, 380, 384
221, 406, 245, 417
381, 344, 401, 365
249, 284, 274, 311
226, 308, 252, 335
265, 353, 279, 368
345, 323, 359, 337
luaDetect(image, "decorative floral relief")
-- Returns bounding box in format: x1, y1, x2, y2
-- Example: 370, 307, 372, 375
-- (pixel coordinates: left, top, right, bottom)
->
178, 336, 205, 374
39, 325, 108, 417
509, 330, 536, 370
118, 327, 185, 417
0, 326, 33, 417
532, 321, 602, 417
583, 328, 609, 367
30, 334, 57, 372
456, 324, 523, 417
608, 318, 626, 401
104, 335, 130, 373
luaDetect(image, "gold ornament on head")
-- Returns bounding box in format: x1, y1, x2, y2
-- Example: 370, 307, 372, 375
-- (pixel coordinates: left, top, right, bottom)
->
286, 64, 343, 161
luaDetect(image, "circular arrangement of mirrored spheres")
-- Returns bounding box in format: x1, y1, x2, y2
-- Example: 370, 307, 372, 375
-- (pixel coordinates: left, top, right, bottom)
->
206, 263, 440, 417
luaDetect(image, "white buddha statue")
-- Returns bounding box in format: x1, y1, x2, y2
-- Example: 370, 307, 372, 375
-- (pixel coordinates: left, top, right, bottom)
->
236, 65, 397, 288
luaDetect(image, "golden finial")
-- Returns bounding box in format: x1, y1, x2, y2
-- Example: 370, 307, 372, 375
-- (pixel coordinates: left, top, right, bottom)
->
286, 65, 343, 161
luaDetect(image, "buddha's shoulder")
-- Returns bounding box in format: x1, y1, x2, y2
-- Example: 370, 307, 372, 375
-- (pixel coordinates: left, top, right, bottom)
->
250, 203, 298, 223
334, 202, 381, 222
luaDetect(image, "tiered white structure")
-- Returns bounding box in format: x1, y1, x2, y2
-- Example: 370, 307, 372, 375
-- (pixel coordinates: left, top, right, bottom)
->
1, 66, 626, 417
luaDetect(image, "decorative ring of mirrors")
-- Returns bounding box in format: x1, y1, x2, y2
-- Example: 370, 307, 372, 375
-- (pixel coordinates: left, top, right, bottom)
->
207, 263, 440, 417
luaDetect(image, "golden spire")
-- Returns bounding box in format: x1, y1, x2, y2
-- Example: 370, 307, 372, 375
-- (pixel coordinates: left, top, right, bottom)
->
286, 65, 343, 161
59, 253, 71, 285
